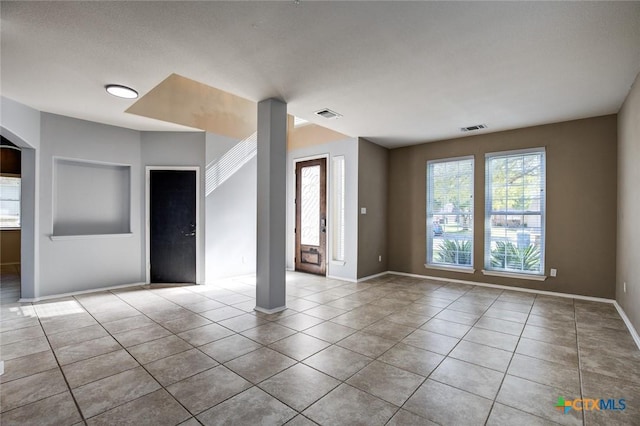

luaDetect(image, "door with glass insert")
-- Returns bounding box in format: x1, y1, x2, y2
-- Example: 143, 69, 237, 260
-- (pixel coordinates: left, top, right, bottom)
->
295, 158, 327, 275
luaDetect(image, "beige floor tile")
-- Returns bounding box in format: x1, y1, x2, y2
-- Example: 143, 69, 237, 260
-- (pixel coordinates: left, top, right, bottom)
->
404, 379, 493, 426
402, 329, 459, 355
86, 389, 190, 426
199, 334, 262, 363
303, 345, 372, 380
156, 312, 212, 334
217, 313, 267, 332
516, 337, 579, 367
362, 319, 416, 341
347, 360, 424, 406
387, 409, 439, 425
0, 335, 50, 361
112, 323, 172, 347
420, 318, 472, 338
0, 350, 58, 384
167, 365, 252, 415
303, 383, 397, 426
0, 391, 82, 426
55, 335, 122, 365
464, 327, 519, 352
225, 347, 296, 383
507, 353, 580, 394
336, 331, 396, 357
486, 403, 554, 426
0, 324, 44, 345
128, 335, 193, 364
496, 375, 582, 426
448, 340, 513, 372
430, 357, 505, 399
100, 314, 156, 334
259, 363, 340, 411
378, 342, 444, 376
48, 324, 109, 349
177, 323, 235, 346
197, 386, 296, 426
302, 321, 357, 343
269, 332, 330, 360
62, 348, 138, 388
73, 366, 161, 418
241, 322, 297, 345
0, 368, 68, 413
145, 348, 218, 386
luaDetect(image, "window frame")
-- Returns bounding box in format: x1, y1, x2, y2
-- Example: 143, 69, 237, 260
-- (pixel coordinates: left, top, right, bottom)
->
0, 175, 21, 230
426, 155, 475, 272
484, 147, 546, 277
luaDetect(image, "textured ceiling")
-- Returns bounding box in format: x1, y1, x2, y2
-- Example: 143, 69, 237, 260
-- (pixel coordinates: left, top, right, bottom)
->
1, 1, 639, 147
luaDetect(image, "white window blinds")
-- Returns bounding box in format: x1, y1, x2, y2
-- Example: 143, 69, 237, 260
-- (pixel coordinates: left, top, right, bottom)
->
485, 148, 545, 274
426, 157, 474, 268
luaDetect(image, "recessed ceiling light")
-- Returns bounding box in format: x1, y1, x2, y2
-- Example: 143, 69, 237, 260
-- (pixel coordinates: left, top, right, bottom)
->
105, 84, 138, 99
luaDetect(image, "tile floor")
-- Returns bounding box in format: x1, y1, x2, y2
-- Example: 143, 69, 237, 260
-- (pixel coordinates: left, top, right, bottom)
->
1, 271, 639, 425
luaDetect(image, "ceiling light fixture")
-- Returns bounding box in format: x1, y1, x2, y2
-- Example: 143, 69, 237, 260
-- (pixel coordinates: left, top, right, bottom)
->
105, 84, 138, 99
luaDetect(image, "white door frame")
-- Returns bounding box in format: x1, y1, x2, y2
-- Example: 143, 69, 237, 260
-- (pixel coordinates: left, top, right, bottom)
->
292, 154, 330, 274
145, 166, 201, 284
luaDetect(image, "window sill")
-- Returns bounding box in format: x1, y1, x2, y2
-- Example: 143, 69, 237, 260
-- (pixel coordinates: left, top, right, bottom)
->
481, 270, 547, 281
50, 233, 133, 241
330, 260, 346, 266
425, 264, 475, 274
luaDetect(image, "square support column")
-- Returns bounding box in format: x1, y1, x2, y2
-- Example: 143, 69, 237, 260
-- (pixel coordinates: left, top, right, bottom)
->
255, 98, 287, 313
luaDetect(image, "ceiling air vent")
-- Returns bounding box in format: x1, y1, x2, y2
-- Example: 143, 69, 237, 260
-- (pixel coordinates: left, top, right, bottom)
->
315, 108, 342, 119
460, 124, 487, 132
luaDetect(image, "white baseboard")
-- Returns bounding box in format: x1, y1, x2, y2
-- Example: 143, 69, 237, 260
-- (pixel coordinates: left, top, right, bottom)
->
613, 301, 640, 351
18, 282, 146, 303
327, 274, 357, 283
254, 305, 287, 314
356, 271, 390, 282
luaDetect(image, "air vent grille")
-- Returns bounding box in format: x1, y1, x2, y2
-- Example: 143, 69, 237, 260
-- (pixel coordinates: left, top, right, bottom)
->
460, 124, 487, 132
315, 108, 342, 119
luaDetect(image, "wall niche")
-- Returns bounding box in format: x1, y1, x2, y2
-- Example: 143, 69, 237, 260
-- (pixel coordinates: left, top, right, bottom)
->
53, 158, 131, 238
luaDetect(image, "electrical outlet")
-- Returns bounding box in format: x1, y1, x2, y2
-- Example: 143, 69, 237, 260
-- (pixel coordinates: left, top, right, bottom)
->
361, 207, 367, 215
378, 255, 382, 262
550, 268, 557, 277
624, 282, 627, 293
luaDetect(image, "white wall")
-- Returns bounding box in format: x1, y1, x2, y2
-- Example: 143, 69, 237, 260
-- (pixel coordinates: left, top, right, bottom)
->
617, 72, 640, 332
286, 138, 359, 281
141, 131, 206, 283
38, 113, 143, 296
205, 132, 257, 281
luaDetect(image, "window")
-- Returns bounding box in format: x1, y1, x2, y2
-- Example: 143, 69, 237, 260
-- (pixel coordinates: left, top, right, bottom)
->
331, 156, 345, 262
0, 176, 20, 229
426, 157, 474, 269
485, 148, 545, 275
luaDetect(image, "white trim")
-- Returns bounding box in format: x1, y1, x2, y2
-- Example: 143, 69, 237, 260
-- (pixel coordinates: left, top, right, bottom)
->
357, 271, 389, 282
254, 305, 287, 314
613, 301, 640, 351
482, 269, 547, 281
484, 146, 546, 159
292, 154, 330, 276
330, 260, 346, 266
50, 233, 132, 241
387, 270, 614, 303
327, 274, 357, 283
425, 264, 475, 274
18, 282, 146, 302
145, 166, 201, 285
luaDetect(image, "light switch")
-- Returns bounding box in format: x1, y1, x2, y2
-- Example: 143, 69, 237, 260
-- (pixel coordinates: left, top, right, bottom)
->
361, 207, 367, 214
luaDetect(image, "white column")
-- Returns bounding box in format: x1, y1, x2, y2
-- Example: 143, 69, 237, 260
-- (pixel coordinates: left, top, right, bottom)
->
255, 98, 287, 313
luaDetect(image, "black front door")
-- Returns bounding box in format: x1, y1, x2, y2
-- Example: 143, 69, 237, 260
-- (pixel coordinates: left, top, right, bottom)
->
150, 170, 196, 283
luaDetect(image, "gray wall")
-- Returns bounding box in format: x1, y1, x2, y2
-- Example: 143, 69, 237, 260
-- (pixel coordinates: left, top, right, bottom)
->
205, 132, 257, 280
39, 113, 143, 296
1, 97, 41, 298
388, 116, 618, 298
617, 73, 640, 331
357, 138, 388, 278
141, 131, 207, 283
